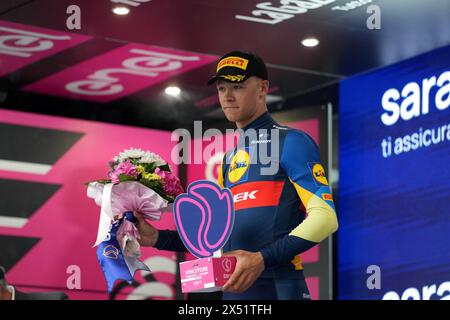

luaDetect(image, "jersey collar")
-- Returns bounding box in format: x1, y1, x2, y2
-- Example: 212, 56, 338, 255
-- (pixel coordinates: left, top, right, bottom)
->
241, 111, 277, 131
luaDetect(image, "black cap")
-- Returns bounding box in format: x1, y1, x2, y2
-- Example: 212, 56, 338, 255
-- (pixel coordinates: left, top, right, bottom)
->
207, 50, 268, 86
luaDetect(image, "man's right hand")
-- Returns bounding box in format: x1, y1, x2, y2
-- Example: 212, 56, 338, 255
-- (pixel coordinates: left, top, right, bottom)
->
133, 212, 159, 247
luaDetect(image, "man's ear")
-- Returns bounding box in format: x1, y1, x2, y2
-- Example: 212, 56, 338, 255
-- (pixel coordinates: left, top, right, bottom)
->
260, 80, 270, 97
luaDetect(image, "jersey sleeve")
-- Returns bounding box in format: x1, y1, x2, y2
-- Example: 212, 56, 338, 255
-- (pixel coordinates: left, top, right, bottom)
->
260, 130, 338, 268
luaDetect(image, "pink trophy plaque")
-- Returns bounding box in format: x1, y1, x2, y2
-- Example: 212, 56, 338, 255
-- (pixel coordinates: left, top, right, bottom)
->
174, 180, 236, 293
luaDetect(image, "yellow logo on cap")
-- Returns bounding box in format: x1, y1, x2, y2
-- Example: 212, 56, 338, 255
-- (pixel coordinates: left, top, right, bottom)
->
228, 150, 250, 183
217, 56, 249, 72
312, 164, 328, 186
220, 75, 246, 82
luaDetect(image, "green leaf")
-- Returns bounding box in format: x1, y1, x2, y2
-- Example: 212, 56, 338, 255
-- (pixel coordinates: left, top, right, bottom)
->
130, 158, 140, 166
98, 179, 113, 184
84, 179, 112, 186
144, 163, 156, 172
140, 178, 162, 190
158, 164, 171, 172
118, 174, 136, 182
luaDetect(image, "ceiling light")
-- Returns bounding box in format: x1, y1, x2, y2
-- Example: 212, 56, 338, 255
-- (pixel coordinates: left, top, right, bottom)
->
301, 38, 319, 47
113, 7, 130, 15
165, 86, 181, 97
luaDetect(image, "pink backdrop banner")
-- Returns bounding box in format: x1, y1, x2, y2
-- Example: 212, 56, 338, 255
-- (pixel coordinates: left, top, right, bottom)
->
185, 118, 321, 299
0, 20, 92, 77
23, 44, 217, 103
0, 109, 180, 300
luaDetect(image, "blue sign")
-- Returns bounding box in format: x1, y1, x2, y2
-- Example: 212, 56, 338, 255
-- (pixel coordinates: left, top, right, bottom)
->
338, 45, 450, 300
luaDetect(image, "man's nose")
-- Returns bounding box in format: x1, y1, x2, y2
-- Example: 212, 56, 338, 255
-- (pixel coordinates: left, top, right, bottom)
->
224, 89, 235, 101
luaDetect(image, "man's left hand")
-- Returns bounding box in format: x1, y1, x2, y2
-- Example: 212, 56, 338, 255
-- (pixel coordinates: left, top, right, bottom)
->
0, 284, 12, 300
222, 250, 265, 293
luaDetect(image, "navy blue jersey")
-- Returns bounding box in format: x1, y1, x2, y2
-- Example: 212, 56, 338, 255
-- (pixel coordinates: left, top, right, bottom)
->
155, 112, 338, 280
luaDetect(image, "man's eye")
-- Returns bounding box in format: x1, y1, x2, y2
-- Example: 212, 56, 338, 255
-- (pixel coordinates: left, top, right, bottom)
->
234, 85, 243, 89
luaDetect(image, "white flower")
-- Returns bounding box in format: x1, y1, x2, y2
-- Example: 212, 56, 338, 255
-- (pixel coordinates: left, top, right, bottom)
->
118, 148, 146, 162
114, 148, 167, 167
138, 151, 166, 166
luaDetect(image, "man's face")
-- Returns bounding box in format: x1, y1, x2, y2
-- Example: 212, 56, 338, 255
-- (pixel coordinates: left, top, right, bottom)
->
216, 77, 268, 124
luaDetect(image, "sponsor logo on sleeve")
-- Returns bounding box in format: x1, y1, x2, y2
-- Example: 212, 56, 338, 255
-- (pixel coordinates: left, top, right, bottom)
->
308, 162, 329, 186
322, 193, 333, 201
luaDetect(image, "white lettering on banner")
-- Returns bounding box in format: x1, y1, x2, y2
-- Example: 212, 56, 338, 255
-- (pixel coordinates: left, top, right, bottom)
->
65, 49, 200, 96
65, 80, 123, 96
235, 0, 337, 25
332, 0, 372, 12
381, 123, 450, 158
380, 71, 450, 126
0, 26, 70, 58
382, 281, 450, 300
234, 190, 258, 203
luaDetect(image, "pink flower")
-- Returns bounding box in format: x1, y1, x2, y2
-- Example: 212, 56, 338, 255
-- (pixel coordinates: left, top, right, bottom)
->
154, 168, 184, 197
110, 160, 138, 184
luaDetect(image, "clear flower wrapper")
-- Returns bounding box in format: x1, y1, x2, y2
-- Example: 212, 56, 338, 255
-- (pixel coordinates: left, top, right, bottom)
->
87, 181, 172, 257
86, 148, 183, 291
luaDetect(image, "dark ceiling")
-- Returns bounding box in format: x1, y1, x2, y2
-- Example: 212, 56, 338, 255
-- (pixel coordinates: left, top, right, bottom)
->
0, 0, 449, 131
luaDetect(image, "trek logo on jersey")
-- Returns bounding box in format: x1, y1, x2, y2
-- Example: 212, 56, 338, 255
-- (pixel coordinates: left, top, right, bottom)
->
308, 162, 329, 186
230, 181, 284, 210
228, 149, 250, 184
217, 56, 249, 71
234, 190, 258, 202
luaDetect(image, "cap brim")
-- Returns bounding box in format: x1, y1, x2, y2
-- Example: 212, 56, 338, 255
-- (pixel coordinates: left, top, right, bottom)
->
207, 75, 220, 86
207, 74, 248, 86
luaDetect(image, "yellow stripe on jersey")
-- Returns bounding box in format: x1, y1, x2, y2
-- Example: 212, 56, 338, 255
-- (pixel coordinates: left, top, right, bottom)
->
288, 179, 338, 243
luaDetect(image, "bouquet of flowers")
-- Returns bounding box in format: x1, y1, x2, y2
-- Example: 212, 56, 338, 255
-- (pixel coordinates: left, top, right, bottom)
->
86, 148, 183, 291
88, 147, 183, 254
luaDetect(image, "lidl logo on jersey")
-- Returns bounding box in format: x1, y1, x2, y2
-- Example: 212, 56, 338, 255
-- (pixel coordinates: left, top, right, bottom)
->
308, 162, 329, 186
228, 149, 251, 184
